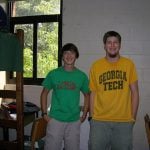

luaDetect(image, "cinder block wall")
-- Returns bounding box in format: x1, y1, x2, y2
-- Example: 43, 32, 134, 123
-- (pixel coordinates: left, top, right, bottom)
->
0, 0, 150, 149
63, 0, 150, 149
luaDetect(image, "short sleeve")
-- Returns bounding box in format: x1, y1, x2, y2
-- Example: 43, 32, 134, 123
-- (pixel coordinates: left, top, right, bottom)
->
42, 72, 53, 90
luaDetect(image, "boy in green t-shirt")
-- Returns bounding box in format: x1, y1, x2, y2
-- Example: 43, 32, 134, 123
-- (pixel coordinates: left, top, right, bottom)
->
41, 43, 90, 150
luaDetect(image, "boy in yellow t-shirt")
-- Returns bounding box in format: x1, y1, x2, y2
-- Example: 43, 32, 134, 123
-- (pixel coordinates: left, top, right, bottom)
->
89, 31, 139, 150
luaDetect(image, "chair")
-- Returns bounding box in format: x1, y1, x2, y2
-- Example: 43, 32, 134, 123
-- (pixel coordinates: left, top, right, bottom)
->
30, 117, 47, 150
144, 114, 150, 149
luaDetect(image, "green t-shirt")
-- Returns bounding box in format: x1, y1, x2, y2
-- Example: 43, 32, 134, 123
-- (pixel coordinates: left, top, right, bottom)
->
42, 67, 90, 122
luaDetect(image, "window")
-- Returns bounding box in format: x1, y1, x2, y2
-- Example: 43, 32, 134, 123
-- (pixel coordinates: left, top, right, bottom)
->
8, 0, 62, 85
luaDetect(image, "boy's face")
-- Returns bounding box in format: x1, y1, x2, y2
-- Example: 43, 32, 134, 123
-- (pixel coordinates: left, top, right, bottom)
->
62, 50, 77, 65
104, 36, 121, 58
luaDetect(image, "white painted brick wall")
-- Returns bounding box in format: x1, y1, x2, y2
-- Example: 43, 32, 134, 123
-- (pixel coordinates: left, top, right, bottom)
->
63, 0, 150, 149
1, 0, 150, 149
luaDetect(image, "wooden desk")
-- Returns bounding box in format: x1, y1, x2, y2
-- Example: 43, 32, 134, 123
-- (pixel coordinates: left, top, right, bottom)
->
0, 102, 40, 141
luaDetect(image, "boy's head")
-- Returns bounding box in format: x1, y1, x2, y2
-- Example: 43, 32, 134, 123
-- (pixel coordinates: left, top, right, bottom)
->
61, 43, 79, 58
103, 31, 121, 44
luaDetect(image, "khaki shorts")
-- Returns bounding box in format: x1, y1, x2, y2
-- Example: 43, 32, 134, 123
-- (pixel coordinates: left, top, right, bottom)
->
44, 118, 81, 150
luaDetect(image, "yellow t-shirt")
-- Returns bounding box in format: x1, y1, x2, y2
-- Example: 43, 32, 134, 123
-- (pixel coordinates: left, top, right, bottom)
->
89, 56, 138, 122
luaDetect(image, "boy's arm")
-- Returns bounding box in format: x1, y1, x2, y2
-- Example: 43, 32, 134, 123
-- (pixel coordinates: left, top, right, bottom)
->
89, 91, 95, 119
40, 87, 50, 122
80, 92, 90, 122
130, 80, 139, 120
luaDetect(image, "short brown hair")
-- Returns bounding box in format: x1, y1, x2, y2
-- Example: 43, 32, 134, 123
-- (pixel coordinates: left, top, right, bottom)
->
103, 31, 121, 44
61, 43, 79, 58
